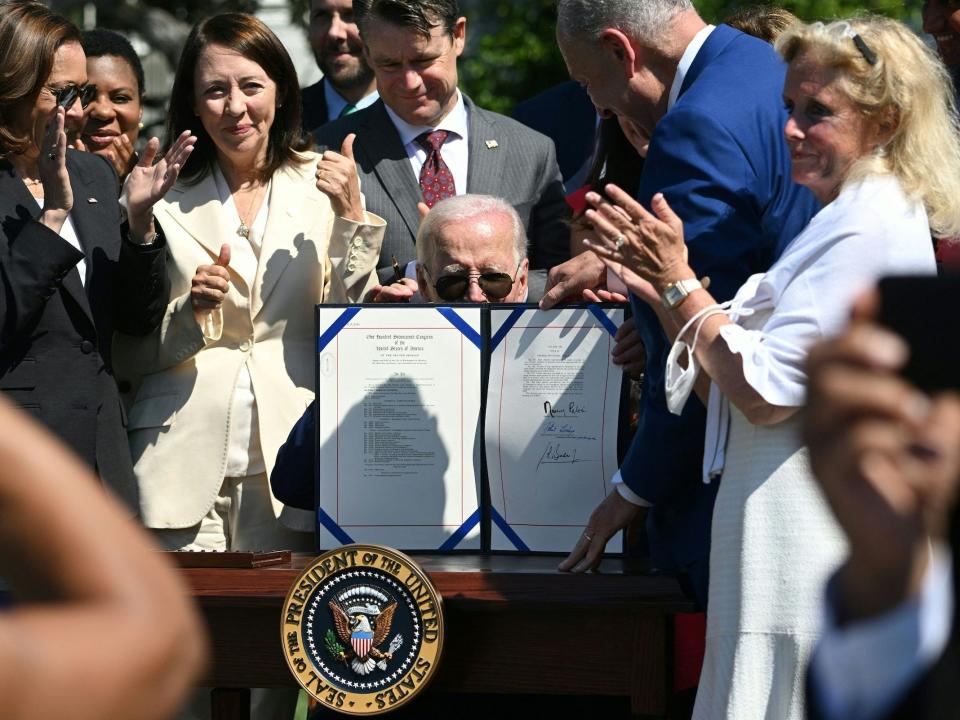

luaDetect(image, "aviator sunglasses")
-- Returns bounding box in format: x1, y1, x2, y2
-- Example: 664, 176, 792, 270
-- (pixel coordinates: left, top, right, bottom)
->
423, 259, 523, 301
49, 83, 97, 110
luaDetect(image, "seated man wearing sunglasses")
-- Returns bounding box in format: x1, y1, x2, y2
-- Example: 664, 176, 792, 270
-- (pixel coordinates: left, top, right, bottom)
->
270, 194, 528, 509
366, 193, 530, 304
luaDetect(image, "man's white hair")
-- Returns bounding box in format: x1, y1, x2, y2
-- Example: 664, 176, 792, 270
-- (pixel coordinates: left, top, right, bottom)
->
556, 0, 693, 49
416, 194, 528, 268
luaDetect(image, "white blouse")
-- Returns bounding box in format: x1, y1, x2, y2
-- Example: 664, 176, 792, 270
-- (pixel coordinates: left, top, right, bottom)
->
667, 173, 937, 482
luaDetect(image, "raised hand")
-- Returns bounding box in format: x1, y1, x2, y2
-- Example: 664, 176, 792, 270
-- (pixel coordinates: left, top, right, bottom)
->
316, 133, 364, 222
364, 278, 418, 303
38, 106, 72, 233
125, 130, 197, 241
191, 243, 231, 327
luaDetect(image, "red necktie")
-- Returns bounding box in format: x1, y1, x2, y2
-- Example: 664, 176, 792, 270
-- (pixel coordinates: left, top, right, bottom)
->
416, 130, 456, 208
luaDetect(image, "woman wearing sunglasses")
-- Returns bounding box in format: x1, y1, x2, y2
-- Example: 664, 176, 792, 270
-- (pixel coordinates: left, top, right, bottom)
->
0, 1, 193, 507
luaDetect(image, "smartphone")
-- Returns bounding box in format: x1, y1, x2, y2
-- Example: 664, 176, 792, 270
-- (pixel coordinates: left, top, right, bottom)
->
877, 274, 960, 392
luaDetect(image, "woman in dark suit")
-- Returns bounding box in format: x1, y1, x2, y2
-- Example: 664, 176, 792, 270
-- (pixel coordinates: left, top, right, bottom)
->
0, 1, 193, 507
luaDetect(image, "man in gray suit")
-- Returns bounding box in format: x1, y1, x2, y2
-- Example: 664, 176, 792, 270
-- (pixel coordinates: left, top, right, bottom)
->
314, 0, 570, 285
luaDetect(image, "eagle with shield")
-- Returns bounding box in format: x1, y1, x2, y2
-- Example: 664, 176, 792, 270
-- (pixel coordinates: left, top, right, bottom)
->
328, 585, 402, 675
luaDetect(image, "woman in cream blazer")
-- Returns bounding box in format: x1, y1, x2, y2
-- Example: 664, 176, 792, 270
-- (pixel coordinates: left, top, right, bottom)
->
113, 13, 384, 550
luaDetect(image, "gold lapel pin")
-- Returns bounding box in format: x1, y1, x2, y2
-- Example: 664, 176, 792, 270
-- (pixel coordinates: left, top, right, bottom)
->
485, 140, 499, 149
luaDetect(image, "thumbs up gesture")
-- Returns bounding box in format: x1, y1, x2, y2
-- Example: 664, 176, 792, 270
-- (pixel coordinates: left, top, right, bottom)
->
191, 243, 231, 327
316, 133, 364, 222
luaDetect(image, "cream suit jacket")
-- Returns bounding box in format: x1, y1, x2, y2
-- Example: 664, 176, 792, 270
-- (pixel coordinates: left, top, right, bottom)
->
113, 152, 385, 531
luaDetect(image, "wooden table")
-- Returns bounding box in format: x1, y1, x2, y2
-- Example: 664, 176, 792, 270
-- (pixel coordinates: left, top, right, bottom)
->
182, 553, 694, 719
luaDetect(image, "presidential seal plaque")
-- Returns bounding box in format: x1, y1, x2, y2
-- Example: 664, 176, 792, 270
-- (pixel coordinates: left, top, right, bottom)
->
281, 545, 445, 715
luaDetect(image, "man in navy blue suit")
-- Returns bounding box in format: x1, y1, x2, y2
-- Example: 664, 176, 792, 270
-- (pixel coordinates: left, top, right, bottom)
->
550, 0, 819, 607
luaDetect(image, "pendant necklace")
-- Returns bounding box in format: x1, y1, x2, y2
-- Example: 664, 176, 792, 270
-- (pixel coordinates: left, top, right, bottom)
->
236, 184, 261, 239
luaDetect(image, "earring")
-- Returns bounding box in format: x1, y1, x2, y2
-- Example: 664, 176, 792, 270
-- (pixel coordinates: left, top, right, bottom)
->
138, 121, 144, 130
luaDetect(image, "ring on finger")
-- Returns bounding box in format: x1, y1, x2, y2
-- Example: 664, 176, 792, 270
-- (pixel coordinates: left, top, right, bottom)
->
613, 234, 626, 250
47, 151, 57, 161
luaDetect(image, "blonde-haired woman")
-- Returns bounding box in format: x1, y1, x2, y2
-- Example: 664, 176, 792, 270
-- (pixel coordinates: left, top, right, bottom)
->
581, 15, 960, 719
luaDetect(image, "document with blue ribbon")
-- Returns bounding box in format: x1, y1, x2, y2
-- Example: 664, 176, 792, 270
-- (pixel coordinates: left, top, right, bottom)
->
314, 303, 625, 553
315, 305, 483, 550
485, 306, 624, 552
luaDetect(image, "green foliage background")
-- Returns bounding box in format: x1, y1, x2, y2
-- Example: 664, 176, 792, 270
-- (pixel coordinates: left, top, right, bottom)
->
457, 0, 925, 115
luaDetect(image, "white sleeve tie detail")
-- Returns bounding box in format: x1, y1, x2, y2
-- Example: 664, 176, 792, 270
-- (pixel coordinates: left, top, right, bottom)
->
664, 302, 732, 415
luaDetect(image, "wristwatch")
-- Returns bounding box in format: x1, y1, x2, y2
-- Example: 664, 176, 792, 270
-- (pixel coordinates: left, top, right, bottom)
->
660, 278, 705, 310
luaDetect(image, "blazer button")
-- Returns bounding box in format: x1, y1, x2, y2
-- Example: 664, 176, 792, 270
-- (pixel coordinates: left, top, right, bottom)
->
80, 340, 94, 354
239, 338, 252, 352
347, 262, 357, 272
352, 236, 363, 248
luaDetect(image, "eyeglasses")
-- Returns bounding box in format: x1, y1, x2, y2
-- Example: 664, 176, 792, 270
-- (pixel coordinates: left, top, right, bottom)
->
48, 83, 97, 110
423, 260, 523, 301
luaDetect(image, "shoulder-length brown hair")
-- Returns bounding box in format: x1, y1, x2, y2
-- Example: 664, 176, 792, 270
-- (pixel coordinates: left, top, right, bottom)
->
0, 1, 80, 157
165, 12, 312, 185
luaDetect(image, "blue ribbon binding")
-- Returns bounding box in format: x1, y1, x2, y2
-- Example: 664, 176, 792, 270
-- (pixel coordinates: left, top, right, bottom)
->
436, 307, 481, 348
587, 304, 619, 336
317, 507, 355, 545
491, 508, 530, 551
317, 307, 362, 352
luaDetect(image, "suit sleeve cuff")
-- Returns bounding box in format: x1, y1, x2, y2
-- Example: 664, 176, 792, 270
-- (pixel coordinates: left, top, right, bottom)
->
810, 543, 953, 720
612, 470, 652, 507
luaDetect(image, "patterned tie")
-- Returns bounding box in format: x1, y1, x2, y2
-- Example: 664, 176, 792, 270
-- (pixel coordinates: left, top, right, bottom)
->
416, 130, 456, 208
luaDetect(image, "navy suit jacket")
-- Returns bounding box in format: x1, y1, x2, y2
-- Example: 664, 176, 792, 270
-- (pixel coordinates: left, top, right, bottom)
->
271, 401, 315, 511
301, 78, 330, 134
621, 26, 820, 584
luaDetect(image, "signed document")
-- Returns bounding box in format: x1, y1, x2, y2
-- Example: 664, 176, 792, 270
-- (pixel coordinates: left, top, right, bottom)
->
485, 306, 624, 552
316, 306, 483, 550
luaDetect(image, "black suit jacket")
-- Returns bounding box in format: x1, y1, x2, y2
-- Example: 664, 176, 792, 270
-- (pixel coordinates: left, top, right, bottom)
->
0, 151, 168, 509
301, 79, 330, 134
314, 95, 570, 282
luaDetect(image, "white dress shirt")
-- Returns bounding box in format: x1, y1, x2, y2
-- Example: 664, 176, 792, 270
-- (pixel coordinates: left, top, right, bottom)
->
210, 165, 271, 478
383, 90, 470, 195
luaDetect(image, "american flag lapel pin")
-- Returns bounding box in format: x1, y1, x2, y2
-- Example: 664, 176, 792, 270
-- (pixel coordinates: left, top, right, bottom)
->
485, 140, 499, 149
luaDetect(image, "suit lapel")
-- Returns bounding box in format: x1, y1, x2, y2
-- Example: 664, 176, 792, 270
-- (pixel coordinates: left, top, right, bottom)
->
0, 159, 93, 325
359, 102, 423, 241
251, 160, 318, 316
161, 171, 250, 293
464, 97, 502, 193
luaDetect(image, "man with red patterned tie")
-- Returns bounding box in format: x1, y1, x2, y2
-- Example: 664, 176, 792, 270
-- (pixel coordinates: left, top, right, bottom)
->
314, 0, 570, 287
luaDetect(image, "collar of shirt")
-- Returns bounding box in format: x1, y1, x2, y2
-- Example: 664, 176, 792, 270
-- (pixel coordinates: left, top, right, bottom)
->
384, 90, 470, 196
323, 79, 379, 120
667, 24, 715, 111
384, 89, 469, 148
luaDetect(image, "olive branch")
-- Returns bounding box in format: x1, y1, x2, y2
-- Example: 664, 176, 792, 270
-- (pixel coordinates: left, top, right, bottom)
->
324, 629, 346, 661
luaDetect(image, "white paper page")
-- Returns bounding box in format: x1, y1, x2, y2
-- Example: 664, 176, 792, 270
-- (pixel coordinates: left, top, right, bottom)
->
316, 306, 482, 550
485, 306, 624, 552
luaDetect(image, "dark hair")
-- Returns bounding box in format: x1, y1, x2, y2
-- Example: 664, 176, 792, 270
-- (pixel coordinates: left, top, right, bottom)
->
0, 1, 80, 156
583, 118, 644, 207
355, 0, 459, 38
724, 5, 798, 44
80, 29, 146, 98
165, 12, 311, 185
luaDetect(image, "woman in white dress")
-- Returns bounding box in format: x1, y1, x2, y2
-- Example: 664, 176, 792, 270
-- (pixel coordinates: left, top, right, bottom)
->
581, 17, 960, 719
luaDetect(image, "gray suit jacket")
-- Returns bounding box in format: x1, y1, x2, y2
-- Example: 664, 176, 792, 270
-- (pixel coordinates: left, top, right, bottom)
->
314, 95, 570, 282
